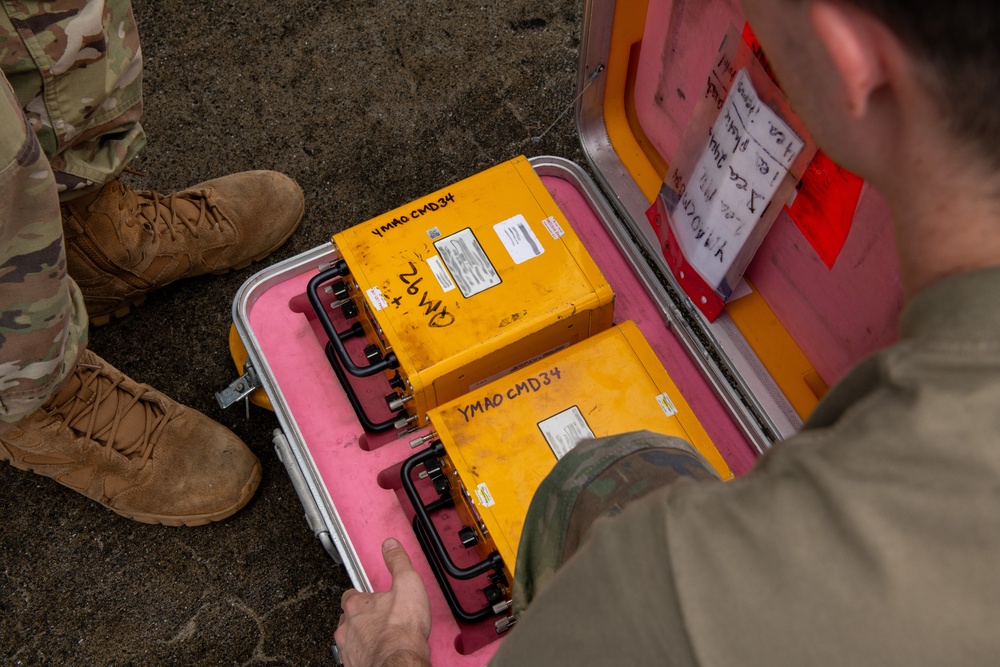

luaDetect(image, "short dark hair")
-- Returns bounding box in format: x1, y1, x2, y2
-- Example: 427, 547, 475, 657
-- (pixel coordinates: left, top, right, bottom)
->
846, 0, 1000, 166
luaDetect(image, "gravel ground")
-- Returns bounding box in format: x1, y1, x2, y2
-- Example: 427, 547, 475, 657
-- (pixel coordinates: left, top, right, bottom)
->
1, 1, 586, 664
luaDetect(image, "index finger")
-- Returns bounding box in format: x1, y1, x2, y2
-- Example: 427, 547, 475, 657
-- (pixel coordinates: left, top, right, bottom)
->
381, 537, 415, 580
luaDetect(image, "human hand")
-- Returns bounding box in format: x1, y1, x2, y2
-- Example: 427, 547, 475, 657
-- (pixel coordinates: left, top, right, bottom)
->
334, 538, 433, 667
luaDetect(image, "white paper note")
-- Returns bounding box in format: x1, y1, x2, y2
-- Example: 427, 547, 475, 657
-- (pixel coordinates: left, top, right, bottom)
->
673, 68, 805, 288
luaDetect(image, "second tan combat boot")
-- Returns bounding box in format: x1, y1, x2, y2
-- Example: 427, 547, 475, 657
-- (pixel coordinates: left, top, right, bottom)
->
0, 349, 261, 526
62, 171, 304, 325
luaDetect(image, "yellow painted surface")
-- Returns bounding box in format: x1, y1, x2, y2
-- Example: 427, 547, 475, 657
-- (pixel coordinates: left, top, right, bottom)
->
332, 156, 615, 422
725, 282, 828, 418
602, 0, 662, 201
428, 321, 731, 583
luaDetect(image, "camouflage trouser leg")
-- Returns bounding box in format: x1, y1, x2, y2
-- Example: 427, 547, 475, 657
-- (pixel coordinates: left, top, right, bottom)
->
0, 71, 88, 427
0, 0, 146, 200
512, 430, 721, 616
0, 0, 142, 424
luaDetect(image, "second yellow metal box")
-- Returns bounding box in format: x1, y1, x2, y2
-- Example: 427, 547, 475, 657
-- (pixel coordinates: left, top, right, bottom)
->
411, 320, 732, 609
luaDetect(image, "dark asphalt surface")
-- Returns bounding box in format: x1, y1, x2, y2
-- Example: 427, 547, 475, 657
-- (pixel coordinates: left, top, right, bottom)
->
1, 1, 586, 664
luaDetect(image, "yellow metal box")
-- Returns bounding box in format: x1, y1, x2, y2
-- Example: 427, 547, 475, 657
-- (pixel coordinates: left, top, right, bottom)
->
404, 320, 732, 619
314, 155, 615, 431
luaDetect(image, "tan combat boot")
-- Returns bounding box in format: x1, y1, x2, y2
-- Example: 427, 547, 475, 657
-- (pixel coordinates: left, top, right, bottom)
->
61, 171, 305, 325
0, 349, 261, 526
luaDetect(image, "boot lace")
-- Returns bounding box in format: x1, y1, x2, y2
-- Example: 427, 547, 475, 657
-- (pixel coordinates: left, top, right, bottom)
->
113, 178, 232, 242
44, 358, 169, 468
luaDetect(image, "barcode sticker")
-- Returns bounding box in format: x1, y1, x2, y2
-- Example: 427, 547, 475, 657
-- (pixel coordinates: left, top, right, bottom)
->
542, 216, 565, 240
427, 256, 455, 293
538, 407, 596, 460
656, 392, 678, 417
365, 286, 388, 311
494, 214, 545, 265
434, 228, 501, 298
475, 483, 495, 508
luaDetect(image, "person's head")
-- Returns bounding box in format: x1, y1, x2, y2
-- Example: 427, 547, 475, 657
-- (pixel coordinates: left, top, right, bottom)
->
741, 0, 1000, 180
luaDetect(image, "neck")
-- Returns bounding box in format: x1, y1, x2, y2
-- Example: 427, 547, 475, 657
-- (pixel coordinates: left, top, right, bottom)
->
875, 138, 1000, 302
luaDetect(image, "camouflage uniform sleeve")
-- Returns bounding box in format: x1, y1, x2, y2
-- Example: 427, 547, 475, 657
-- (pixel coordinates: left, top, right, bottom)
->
511, 430, 721, 616
0, 72, 88, 426
1, 1, 145, 198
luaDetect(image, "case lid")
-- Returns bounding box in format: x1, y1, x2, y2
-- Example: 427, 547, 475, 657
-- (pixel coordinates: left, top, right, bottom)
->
574, 0, 903, 442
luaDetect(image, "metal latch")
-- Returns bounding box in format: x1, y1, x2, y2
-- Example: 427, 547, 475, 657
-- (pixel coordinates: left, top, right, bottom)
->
216, 362, 262, 409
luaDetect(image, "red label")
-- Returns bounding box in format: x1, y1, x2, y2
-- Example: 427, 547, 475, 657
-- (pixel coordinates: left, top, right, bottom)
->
786, 151, 864, 268
743, 22, 863, 268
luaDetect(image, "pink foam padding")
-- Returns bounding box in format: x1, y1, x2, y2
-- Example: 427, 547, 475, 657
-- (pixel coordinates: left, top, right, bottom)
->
634, 0, 738, 157
633, 0, 903, 385
251, 272, 493, 665
245, 172, 759, 667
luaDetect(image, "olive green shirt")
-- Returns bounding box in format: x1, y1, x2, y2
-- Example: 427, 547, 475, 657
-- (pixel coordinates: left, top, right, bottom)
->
491, 267, 1000, 666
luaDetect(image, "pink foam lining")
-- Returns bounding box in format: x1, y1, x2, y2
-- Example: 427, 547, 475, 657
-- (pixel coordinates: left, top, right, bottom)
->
246, 172, 758, 666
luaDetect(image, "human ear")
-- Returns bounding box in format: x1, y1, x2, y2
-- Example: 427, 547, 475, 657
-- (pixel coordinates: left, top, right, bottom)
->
809, 0, 889, 118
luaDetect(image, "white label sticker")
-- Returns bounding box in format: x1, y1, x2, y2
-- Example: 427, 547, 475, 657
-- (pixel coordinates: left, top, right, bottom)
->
494, 214, 545, 265
434, 228, 501, 298
365, 286, 388, 311
427, 256, 455, 293
656, 392, 678, 418
475, 483, 495, 508
542, 216, 565, 240
427, 227, 442, 240
538, 407, 596, 460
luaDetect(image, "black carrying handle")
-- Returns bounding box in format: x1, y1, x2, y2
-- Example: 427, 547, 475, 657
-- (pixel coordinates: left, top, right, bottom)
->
323, 342, 404, 432
307, 263, 399, 377
308, 263, 404, 432
401, 444, 503, 581
411, 516, 497, 624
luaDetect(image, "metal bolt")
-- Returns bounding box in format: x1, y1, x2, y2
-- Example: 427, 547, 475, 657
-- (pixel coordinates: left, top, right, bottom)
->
409, 433, 436, 449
